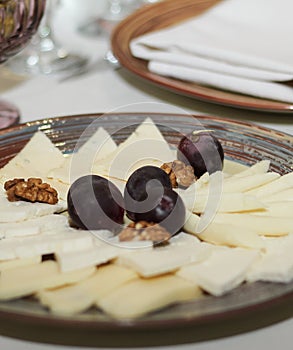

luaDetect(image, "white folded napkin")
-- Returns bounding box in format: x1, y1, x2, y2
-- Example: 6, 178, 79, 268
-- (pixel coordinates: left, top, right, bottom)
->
130, 0, 293, 103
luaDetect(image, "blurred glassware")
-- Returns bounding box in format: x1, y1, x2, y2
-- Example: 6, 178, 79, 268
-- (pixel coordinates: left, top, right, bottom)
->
0, 0, 46, 128
79, 1, 144, 69
79, 0, 140, 37
7, 0, 88, 76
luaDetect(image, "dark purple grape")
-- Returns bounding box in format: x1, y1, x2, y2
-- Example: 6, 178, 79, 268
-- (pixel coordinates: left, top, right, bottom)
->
67, 175, 124, 232
125, 184, 185, 234
124, 165, 172, 202
177, 131, 224, 178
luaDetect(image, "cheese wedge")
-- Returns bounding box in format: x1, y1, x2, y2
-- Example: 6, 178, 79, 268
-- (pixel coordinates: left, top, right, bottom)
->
0, 260, 95, 300
37, 265, 137, 315
184, 212, 264, 249
0, 131, 65, 182
92, 117, 174, 180
116, 232, 210, 277
177, 246, 259, 296
48, 127, 117, 184
246, 234, 293, 283
97, 274, 201, 319
115, 117, 169, 148
0, 163, 32, 184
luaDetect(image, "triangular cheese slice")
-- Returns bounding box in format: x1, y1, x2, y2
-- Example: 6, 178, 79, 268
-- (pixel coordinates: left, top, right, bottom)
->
0, 132, 65, 182
93, 118, 174, 180
48, 127, 117, 184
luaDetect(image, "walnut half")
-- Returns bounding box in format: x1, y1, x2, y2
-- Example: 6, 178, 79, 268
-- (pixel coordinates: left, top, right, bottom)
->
119, 221, 171, 245
4, 178, 58, 204
161, 160, 196, 188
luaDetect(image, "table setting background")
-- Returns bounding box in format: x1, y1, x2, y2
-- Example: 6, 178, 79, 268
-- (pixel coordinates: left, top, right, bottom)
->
0, 0, 292, 349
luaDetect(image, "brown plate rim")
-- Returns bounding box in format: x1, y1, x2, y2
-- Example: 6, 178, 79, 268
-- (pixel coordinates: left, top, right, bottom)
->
111, 0, 293, 113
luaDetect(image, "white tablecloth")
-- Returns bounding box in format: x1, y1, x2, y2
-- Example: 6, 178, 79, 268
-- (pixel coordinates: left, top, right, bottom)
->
0, 1, 292, 349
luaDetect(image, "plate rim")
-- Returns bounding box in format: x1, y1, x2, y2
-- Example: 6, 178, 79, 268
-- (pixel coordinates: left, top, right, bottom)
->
111, 0, 293, 113
1, 112, 293, 140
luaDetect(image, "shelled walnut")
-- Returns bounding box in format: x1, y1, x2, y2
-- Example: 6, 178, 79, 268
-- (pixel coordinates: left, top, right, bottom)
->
119, 221, 171, 245
4, 178, 58, 204
161, 160, 196, 188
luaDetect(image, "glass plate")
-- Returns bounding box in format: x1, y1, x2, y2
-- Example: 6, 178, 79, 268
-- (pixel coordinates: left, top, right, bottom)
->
0, 113, 292, 347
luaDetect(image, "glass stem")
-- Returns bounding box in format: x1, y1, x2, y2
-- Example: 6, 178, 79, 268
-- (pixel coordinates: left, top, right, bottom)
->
36, 0, 60, 53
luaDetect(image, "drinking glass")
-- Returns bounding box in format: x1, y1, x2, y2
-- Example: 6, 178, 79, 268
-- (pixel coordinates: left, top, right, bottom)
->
8, 0, 87, 75
0, 0, 46, 128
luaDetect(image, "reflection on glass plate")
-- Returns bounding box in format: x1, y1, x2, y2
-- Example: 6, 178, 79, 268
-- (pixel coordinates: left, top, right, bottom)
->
0, 113, 292, 347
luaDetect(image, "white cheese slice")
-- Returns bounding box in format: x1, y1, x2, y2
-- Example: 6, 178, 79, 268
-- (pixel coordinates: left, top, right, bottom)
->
0, 131, 65, 181
48, 127, 117, 184
37, 264, 137, 315
0, 214, 68, 239
0, 260, 95, 300
251, 201, 293, 217
246, 234, 293, 283
118, 117, 169, 147
247, 172, 293, 198
0, 164, 32, 185
261, 188, 293, 203
97, 274, 201, 319
175, 171, 226, 213
116, 232, 211, 277
184, 211, 264, 249
93, 143, 174, 181
191, 192, 265, 214
222, 159, 248, 175
55, 237, 120, 272
213, 213, 293, 236
194, 171, 279, 198
0, 193, 66, 223
222, 172, 280, 193
92, 117, 174, 180
0, 256, 42, 271
0, 228, 94, 260
232, 160, 270, 178
177, 246, 259, 296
